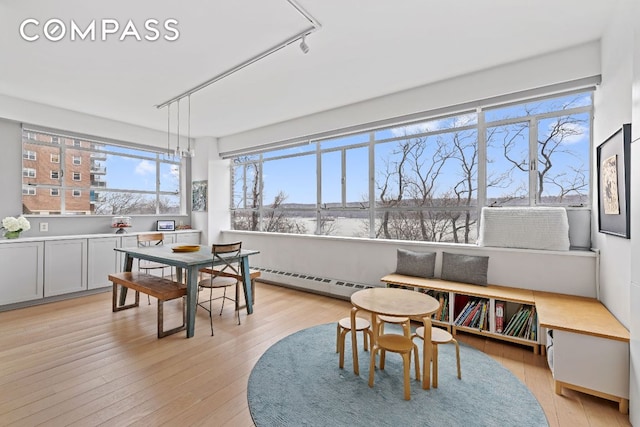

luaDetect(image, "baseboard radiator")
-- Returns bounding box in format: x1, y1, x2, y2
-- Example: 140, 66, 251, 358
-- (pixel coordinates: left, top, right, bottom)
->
252, 267, 374, 300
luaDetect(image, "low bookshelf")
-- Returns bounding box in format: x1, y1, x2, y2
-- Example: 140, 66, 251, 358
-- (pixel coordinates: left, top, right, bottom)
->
380, 273, 630, 413
381, 273, 539, 354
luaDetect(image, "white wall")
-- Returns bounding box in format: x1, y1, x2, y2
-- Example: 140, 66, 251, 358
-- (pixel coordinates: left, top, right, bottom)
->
0, 98, 190, 236
629, 0, 640, 424
594, 0, 638, 422
0, 94, 176, 149
221, 230, 597, 297
593, 2, 634, 327
219, 41, 600, 154
190, 137, 211, 243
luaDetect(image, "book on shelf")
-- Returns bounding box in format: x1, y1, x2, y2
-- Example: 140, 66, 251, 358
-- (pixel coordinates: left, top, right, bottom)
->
462, 301, 482, 327
453, 300, 474, 325
495, 301, 505, 333
478, 301, 488, 329
462, 303, 479, 327
470, 301, 486, 328
503, 305, 527, 336
506, 306, 534, 338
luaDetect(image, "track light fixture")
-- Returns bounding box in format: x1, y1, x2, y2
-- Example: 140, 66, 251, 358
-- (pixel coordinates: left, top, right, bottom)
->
299, 35, 309, 54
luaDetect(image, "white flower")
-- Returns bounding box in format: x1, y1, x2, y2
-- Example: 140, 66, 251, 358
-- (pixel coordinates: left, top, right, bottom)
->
2, 216, 30, 232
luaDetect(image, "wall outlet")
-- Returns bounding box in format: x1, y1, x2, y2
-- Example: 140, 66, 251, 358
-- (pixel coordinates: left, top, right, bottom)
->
40, 222, 48, 232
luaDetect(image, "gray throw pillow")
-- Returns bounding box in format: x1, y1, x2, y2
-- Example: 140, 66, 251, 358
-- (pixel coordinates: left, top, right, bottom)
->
441, 252, 489, 286
395, 248, 436, 278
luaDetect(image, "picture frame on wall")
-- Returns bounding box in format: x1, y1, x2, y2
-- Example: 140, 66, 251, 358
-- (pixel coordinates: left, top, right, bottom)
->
156, 220, 175, 231
596, 123, 631, 238
192, 180, 208, 212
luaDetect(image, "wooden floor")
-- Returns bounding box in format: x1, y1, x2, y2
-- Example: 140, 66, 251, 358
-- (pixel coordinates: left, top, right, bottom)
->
0, 282, 631, 427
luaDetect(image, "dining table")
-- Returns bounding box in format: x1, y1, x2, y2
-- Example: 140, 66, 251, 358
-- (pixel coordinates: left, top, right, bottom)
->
350, 287, 440, 389
114, 244, 260, 338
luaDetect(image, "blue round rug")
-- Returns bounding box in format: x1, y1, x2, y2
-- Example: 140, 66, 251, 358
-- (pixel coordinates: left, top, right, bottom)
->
248, 322, 548, 427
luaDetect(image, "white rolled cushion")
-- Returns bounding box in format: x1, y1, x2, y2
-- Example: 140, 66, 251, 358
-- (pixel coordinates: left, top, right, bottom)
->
477, 207, 570, 251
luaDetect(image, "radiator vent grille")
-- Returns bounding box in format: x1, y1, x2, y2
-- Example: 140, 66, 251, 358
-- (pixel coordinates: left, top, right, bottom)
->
253, 267, 373, 299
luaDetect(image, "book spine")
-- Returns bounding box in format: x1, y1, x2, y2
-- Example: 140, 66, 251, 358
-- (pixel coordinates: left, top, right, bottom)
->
462, 301, 481, 327
454, 300, 473, 325
503, 306, 524, 336
495, 301, 505, 333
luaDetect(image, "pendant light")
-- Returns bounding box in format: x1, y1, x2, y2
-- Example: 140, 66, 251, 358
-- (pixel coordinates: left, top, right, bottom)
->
186, 95, 195, 157
166, 103, 172, 159
174, 100, 182, 160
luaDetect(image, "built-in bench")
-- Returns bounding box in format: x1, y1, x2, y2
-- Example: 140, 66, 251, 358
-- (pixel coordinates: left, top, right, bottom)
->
110, 272, 187, 338
380, 273, 630, 413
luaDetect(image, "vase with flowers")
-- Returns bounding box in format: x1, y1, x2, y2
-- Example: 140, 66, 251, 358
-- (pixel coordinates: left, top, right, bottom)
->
1, 215, 31, 239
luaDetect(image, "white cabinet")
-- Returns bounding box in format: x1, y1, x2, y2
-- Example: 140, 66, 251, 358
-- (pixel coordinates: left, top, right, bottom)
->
44, 239, 87, 297
87, 236, 120, 289
0, 241, 44, 305
0, 230, 201, 308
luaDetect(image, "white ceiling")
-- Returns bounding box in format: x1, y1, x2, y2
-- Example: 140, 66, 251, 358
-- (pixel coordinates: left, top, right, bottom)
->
0, 0, 618, 139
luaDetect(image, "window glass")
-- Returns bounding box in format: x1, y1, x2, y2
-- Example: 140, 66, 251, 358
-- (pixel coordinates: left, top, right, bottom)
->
321, 150, 341, 206
320, 133, 369, 150
486, 122, 530, 205
262, 154, 316, 207
22, 129, 182, 215
261, 143, 315, 159
537, 113, 590, 205
485, 92, 591, 123
375, 112, 477, 140
345, 147, 368, 206
230, 90, 592, 243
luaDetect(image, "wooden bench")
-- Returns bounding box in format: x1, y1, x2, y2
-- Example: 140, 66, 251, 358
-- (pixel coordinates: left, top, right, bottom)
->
198, 268, 261, 307
110, 272, 187, 338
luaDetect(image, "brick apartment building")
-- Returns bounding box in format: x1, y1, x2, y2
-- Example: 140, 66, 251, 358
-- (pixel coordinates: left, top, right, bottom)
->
22, 131, 106, 214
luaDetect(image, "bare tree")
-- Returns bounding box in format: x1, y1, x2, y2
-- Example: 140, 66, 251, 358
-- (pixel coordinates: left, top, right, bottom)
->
375, 134, 455, 241
94, 192, 148, 215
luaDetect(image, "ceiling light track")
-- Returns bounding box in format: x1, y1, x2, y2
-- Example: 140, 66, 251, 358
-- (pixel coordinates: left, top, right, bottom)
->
156, 0, 321, 110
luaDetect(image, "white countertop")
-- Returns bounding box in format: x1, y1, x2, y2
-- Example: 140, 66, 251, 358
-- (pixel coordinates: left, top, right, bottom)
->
0, 229, 200, 244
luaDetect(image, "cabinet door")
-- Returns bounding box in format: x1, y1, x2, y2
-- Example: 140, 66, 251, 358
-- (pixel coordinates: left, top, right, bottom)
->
175, 232, 200, 244
44, 239, 87, 297
0, 241, 44, 305
87, 236, 120, 290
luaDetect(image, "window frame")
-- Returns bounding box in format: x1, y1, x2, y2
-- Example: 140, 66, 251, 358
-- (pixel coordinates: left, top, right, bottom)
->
21, 127, 184, 216
230, 89, 593, 243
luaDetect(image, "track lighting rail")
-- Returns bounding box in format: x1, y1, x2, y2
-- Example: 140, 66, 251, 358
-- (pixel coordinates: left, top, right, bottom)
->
156, 0, 320, 109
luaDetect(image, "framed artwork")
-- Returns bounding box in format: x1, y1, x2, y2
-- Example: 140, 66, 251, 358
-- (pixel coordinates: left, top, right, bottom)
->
156, 220, 175, 231
192, 180, 208, 212
597, 124, 631, 238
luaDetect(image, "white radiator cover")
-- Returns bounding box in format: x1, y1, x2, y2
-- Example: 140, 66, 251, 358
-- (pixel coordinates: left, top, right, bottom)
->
253, 267, 374, 300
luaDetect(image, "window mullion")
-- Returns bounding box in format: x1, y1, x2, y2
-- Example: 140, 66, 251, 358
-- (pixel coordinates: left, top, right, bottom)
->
477, 107, 487, 238
529, 119, 538, 205
316, 143, 321, 235
368, 132, 375, 239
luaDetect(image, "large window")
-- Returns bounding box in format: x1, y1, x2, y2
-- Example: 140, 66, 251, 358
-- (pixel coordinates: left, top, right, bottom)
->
22, 128, 182, 215
230, 91, 592, 243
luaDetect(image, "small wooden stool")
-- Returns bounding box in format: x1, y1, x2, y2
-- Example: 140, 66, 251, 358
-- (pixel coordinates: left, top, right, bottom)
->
378, 315, 411, 337
413, 326, 461, 388
369, 334, 420, 400
337, 317, 373, 369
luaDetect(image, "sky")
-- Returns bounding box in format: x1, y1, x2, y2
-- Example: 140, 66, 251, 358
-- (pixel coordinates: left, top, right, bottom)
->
253, 92, 592, 207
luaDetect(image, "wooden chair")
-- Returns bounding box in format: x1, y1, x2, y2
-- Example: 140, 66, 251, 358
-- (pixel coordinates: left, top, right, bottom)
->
137, 233, 173, 304
369, 332, 421, 400
412, 325, 461, 388
197, 242, 243, 336
336, 316, 373, 369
